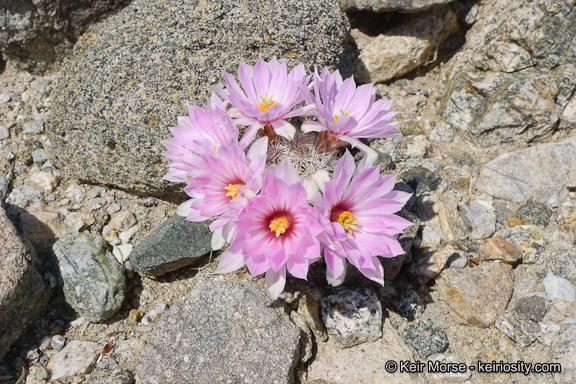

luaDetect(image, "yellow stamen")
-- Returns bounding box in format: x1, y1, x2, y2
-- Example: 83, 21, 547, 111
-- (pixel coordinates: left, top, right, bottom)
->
269, 217, 288, 237
224, 184, 241, 199
259, 93, 279, 113
337, 211, 359, 235
333, 109, 351, 124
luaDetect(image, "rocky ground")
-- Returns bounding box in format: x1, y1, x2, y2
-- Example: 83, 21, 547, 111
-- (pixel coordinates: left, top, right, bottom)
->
1, 0, 576, 383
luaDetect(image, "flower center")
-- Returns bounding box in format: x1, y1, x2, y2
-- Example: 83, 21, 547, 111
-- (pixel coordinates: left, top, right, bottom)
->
333, 109, 351, 124
337, 211, 359, 235
269, 216, 289, 237
259, 93, 279, 113
224, 183, 242, 199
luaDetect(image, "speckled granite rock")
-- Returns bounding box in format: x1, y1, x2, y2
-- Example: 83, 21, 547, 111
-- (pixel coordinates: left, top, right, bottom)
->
130, 215, 212, 277
551, 324, 576, 384
440, 0, 576, 143
53, 233, 125, 322
402, 319, 448, 357
47, 0, 349, 195
0, 0, 130, 72
321, 287, 383, 348
135, 280, 301, 384
0, 205, 48, 361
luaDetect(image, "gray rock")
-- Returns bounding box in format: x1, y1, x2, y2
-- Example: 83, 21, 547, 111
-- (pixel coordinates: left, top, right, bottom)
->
321, 287, 383, 348
130, 215, 212, 277
494, 310, 538, 348
0, 206, 48, 361
477, 140, 576, 207
393, 290, 425, 321
0, 0, 129, 72
0, 126, 9, 140
460, 201, 496, 240
22, 120, 44, 134
550, 324, 576, 384
446, 250, 468, 268
442, 68, 576, 143
435, 262, 514, 327
516, 200, 552, 226
514, 293, 549, 323
543, 245, 576, 284
440, 0, 576, 143
400, 167, 442, 195
352, 7, 459, 83
51, 335, 66, 352
543, 274, 575, 301
53, 233, 125, 322
136, 281, 300, 384
402, 319, 449, 357
31, 148, 48, 163
340, 0, 455, 12
46, 0, 348, 195
6, 185, 42, 209
86, 369, 134, 384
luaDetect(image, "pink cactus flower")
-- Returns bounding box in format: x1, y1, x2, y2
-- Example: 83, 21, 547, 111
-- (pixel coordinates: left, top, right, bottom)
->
302, 67, 399, 162
162, 104, 239, 183
312, 152, 412, 286
215, 159, 323, 299
177, 138, 268, 249
214, 57, 314, 147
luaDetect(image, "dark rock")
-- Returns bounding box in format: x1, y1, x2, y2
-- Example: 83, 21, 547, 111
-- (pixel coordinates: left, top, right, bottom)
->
136, 281, 300, 384
0, 206, 48, 361
383, 209, 418, 281
393, 290, 425, 321
514, 294, 549, 323
53, 233, 125, 322
130, 215, 212, 277
321, 287, 383, 348
0, 0, 130, 72
402, 319, 448, 357
340, 0, 456, 13
516, 200, 552, 226
399, 167, 441, 195
460, 201, 496, 240
46, 0, 349, 195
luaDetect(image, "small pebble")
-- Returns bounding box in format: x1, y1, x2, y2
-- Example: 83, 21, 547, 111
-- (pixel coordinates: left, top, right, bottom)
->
110, 210, 137, 232
31, 149, 48, 163
544, 274, 575, 301
0, 126, 9, 140
22, 120, 44, 134
29, 171, 58, 193
51, 335, 66, 351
